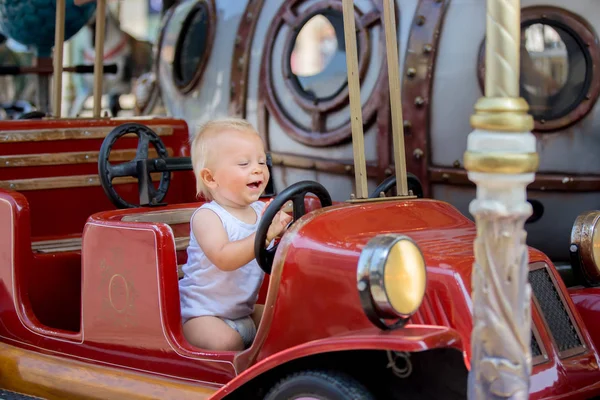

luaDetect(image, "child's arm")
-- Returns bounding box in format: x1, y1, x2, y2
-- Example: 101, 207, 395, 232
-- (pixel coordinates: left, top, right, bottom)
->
192, 209, 291, 272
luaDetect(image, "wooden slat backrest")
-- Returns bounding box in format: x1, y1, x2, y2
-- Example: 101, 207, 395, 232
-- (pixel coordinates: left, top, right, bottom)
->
0, 118, 196, 239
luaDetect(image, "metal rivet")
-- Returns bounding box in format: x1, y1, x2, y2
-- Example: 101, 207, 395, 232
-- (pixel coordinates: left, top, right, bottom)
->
235, 36, 242, 45
385, 168, 392, 175
586, 94, 591, 100
406, 67, 416, 78
4, 161, 9, 165
9, 183, 15, 189
403, 120, 412, 130
423, 44, 433, 54
345, 165, 352, 172
358, 281, 367, 291
442, 173, 449, 180
416, 15, 426, 26
413, 148, 424, 159
414, 96, 425, 107
84, 154, 89, 160
453, 160, 461, 168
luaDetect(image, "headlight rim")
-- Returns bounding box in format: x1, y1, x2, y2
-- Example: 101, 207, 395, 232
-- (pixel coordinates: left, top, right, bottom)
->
357, 233, 427, 330
570, 210, 600, 285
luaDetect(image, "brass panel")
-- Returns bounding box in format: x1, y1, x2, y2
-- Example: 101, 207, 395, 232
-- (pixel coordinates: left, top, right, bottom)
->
0, 125, 174, 143
0, 173, 163, 191
0, 148, 173, 168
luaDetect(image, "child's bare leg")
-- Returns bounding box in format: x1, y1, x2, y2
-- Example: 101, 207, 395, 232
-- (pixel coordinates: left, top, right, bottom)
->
183, 316, 244, 351
251, 305, 264, 329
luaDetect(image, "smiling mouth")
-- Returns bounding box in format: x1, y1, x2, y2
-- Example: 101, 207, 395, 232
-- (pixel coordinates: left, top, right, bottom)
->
247, 181, 262, 189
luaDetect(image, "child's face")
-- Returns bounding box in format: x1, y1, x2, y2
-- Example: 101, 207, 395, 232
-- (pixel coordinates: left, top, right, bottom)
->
205, 129, 269, 207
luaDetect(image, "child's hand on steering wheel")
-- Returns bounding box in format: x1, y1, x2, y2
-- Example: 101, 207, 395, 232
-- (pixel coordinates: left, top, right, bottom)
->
263, 200, 293, 247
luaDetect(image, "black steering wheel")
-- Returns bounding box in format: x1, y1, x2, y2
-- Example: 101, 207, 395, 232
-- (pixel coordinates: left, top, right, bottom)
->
254, 181, 332, 274
98, 123, 192, 208
369, 173, 424, 199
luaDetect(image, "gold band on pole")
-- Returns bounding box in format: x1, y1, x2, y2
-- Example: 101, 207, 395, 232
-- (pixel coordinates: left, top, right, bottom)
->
341, 0, 368, 199
382, 0, 408, 196
93, 0, 107, 118
52, 0, 66, 118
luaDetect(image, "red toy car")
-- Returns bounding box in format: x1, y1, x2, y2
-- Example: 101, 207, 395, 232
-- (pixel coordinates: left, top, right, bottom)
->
1, 117, 600, 399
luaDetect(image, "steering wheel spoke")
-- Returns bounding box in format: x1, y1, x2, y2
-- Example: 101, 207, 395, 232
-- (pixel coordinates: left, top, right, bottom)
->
254, 181, 332, 274
291, 193, 306, 221
107, 160, 138, 179
136, 133, 151, 159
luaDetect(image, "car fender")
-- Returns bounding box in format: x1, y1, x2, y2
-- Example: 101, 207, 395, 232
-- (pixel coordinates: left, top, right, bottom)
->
210, 325, 464, 399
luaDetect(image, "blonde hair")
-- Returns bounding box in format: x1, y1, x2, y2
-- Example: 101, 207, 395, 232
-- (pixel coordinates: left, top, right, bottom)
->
190, 117, 259, 201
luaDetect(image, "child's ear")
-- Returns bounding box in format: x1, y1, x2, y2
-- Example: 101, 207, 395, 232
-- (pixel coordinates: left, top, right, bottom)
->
200, 168, 217, 189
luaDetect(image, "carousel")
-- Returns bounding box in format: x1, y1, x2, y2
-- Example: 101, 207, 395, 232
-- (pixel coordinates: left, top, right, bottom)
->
0, 0, 599, 399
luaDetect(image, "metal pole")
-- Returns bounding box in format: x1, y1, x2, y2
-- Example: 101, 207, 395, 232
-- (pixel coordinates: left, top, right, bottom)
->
53, 0, 66, 118
93, 0, 107, 118
382, 0, 408, 196
341, 0, 368, 199
464, 0, 537, 398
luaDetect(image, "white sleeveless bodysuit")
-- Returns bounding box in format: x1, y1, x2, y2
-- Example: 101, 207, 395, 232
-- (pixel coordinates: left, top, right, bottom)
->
179, 201, 266, 323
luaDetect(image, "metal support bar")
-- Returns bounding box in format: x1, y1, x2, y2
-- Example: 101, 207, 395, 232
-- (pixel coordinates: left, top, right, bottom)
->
341, 0, 368, 199
93, 0, 107, 118
53, 0, 66, 118
382, 0, 408, 196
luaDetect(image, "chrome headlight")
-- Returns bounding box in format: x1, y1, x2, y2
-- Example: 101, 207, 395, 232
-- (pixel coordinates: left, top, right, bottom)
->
357, 234, 427, 330
570, 210, 600, 284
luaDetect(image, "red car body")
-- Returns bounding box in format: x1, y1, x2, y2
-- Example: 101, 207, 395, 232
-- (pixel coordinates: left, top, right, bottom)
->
1, 117, 600, 399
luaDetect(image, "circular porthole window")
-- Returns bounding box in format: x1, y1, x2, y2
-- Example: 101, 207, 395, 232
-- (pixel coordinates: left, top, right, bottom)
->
477, 7, 599, 132
289, 11, 349, 102
172, 0, 215, 94
261, 0, 385, 147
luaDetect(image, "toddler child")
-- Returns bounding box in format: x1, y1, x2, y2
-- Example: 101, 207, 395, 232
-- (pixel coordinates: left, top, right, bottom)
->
179, 118, 291, 351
